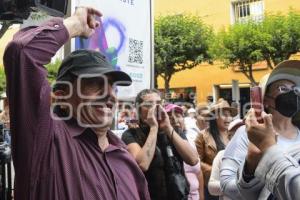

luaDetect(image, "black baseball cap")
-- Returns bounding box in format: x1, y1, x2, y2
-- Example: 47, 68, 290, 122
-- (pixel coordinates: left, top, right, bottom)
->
55, 49, 132, 86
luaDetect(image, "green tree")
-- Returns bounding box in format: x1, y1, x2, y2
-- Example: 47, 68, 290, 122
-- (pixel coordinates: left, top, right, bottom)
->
155, 14, 212, 91
0, 60, 61, 95
46, 60, 62, 85
0, 67, 6, 94
210, 21, 269, 85
211, 10, 300, 85
260, 10, 300, 68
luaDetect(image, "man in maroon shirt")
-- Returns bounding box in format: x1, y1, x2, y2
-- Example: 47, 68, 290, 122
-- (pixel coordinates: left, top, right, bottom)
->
3, 7, 150, 200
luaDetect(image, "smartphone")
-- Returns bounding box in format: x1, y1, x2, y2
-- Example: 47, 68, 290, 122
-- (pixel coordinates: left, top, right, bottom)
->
250, 86, 264, 123
156, 104, 162, 122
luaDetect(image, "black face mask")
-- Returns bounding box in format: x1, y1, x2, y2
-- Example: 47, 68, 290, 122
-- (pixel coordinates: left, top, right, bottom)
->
274, 90, 300, 118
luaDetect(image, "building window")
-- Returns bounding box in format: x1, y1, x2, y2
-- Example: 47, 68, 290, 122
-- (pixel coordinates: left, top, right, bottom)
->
231, 0, 264, 24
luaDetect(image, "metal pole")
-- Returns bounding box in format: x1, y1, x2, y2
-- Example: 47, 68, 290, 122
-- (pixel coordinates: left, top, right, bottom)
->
150, 0, 155, 89
63, 0, 72, 57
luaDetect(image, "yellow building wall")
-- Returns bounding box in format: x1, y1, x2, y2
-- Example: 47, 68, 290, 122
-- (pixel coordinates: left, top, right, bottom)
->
155, 0, 300, 30
155, 0, 230, 31
265, 0, 300, 14
157, 63, 272, 104
0, 27, 18, 66
155, 0, 300, 103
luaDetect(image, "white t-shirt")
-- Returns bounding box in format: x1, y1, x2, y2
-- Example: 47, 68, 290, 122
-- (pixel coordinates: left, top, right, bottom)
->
277, 129, 300, 150
184, 117, 197, 130
208, 150, 231, 200
186, 126, 206, 149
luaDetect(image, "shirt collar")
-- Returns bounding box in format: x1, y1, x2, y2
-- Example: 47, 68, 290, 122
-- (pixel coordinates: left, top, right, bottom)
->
65, 118, 126, 150
65, 118, 86, 137
107, 130, 127, 150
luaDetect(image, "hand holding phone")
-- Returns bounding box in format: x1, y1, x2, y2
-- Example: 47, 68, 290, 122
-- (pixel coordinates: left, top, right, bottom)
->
156, 104, 162, 122
250, 86, 264, 123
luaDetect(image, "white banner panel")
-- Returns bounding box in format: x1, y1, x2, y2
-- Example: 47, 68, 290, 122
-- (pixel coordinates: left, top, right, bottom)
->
71, 0, 153, 100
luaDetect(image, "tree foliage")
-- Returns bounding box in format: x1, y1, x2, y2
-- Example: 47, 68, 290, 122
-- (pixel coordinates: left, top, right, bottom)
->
0, 67, 6, 94
0, 60, 61, 95
210, 21, 267, 85
261, 10, 300, 67
46, 60, 61, 84
211, 10, 300, 85
155, 14, 213, 91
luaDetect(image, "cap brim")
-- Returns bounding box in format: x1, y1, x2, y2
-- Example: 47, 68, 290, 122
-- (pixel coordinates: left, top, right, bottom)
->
266, 74, 300, 88
105, 70, 132, 86
71, 68, 132, 86
266, 60, 300, 87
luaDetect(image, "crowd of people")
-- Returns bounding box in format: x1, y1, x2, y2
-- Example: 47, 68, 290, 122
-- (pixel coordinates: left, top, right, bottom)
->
1, 6, 300, 200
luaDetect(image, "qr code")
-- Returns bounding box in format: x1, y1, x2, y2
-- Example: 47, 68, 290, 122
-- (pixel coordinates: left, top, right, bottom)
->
128, 38, 143, 64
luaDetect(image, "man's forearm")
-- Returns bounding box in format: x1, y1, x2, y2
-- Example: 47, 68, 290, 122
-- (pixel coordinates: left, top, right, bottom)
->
63, 18, 81, 38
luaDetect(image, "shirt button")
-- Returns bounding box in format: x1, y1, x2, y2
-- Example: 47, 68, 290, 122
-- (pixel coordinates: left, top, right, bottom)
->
54, 24, 60, 28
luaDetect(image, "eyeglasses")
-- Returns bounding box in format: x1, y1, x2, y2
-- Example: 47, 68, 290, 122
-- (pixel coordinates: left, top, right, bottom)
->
277, 85, 300, 95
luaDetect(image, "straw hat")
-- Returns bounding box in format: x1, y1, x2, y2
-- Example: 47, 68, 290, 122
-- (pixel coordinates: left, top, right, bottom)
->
196, 105, 210, 117
209, 98, 238, 117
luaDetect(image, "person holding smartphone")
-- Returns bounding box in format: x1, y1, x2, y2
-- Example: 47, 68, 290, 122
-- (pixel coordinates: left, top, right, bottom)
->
122, 89, 198, 200
243, 109, 300, 200
220, 60, 300, 200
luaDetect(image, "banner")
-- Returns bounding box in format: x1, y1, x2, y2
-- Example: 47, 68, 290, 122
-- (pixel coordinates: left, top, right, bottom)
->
71, 0, 153, 100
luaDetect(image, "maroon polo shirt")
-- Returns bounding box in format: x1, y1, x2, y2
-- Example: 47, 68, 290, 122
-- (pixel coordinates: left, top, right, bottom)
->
3, 17, 150, 200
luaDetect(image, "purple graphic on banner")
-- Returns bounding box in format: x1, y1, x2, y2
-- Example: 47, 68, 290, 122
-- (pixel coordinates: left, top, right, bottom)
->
75, 17, 126, 71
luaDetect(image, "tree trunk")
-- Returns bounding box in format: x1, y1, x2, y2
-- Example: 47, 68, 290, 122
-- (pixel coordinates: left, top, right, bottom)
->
248, 65, 258, 86
285, 53, 292, 61
264, 56, 274, 69
241, 65, 257, 86
271, 56, 281, 66
164, 76, 170, 94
